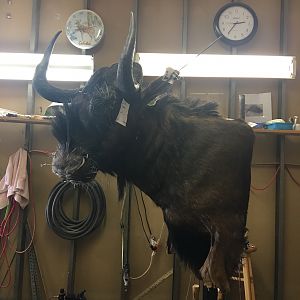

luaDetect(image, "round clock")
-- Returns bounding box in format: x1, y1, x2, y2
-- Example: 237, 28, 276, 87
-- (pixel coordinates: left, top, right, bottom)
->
66, 9, 104, 50
213, 2, 258, 46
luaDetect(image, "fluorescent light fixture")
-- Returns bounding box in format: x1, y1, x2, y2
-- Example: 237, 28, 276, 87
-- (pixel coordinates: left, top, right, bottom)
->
137, 53, 296, 79
0, 53, 94, 81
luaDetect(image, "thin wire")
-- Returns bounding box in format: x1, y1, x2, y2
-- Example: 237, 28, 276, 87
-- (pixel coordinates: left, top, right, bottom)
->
285, 166, 300, 187
16, 153, 36, 254
30, 149, 53, 156
130, 221, 165, 280
251, 166, 280, 191
130, 251, 155, 280
140, 190, 152, 236
179, 36, 223, 72
0, 219, 12, 288
134, 186, 151, 244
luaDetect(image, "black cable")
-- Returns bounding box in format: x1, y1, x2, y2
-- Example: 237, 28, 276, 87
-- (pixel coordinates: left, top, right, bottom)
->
45, 180, 106, 240
133, 186, 151, 244
140, 190, 152, 236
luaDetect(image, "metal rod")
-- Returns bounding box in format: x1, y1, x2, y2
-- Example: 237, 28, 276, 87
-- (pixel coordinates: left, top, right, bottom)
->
275, 1, 288, 299
14, 1, 40, 299
172, 1, 189, 299
120, 2, 138, 299
228, 47, 237, 118
179, 35, 222, 72
84, 0, 91, 10
275, 136, 285, 300
67, 188, 81, 295
120, 185, 132, 300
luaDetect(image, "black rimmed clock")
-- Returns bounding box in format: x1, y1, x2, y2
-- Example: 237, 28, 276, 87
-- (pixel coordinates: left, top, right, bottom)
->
213, 2, 258, 46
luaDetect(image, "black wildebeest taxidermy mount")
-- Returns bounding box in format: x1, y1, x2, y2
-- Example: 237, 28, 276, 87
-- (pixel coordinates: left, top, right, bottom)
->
33, 13, 254, 292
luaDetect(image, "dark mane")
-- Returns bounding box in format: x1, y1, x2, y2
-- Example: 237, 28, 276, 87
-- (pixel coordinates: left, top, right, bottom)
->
169, 97, 220, 117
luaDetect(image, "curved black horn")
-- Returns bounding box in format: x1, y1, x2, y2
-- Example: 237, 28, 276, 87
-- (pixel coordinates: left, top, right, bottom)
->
32, 31, 80, 103
116, 12, 140, 101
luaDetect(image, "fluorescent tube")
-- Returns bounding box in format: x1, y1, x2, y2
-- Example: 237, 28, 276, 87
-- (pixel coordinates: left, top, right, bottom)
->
137, 53, 296, 79
0, 53, 94, 82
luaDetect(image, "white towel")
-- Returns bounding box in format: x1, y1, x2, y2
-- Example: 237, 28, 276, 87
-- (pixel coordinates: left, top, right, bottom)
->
0, 148, 29, 209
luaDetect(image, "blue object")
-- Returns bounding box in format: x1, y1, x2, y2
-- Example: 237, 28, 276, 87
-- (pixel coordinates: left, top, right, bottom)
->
265, 122, 293, 130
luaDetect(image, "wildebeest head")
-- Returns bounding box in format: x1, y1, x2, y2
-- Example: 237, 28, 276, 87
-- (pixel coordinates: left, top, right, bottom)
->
33, 13, 144, 183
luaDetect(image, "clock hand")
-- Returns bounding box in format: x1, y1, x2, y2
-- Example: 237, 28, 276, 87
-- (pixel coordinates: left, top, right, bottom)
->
228, 23, 237, 35
233, 21, 246, 25
228, 21, 246, 35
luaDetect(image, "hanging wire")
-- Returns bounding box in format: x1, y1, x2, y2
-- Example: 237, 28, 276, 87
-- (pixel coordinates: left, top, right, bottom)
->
16, 153, 36, 254
140, 190, 152, 236
285, 166, 300, 187
251, 166, 280, 191
178, 36, 223, 72
130, 221, 165, 280
133, 186, 151, 244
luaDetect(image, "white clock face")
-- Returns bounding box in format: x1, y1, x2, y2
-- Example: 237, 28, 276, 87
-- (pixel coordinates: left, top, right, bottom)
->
218, 6, 255, 41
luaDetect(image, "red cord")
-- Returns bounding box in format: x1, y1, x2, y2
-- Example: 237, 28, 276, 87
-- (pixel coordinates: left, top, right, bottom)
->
0, 148, 51, 288
0, 201, 16, 259
30, 149, 54, 156
5, 205, 20, 237
0, 213, 13, 288
251, 166, 280, 191
16, 153, 36, 254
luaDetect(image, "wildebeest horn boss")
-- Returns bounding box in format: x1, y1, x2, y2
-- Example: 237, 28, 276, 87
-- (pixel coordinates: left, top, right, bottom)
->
33, 13, 254, 292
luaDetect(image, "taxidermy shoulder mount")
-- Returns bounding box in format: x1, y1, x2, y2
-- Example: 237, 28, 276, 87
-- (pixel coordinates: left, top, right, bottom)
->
33, 12, 255, 292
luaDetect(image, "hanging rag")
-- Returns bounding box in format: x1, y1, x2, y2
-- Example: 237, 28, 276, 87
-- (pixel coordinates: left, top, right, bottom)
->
0, 148, 29, 209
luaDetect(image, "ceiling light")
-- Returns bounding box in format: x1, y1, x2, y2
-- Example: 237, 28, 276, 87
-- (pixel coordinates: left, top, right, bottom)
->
0, 53, 94, 82
137, 53, 296, 79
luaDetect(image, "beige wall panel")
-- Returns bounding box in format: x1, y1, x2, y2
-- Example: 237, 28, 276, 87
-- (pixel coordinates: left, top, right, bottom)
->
91, 0, 137, 67
188, 0, 231, 54
282, 1, 300, 299
237, 0, 281, 55
0, 0, 32, 52
0, 81, 27, 174
137, 0, 183, 53
39, 0, 85, 53
284, 169, 300, 300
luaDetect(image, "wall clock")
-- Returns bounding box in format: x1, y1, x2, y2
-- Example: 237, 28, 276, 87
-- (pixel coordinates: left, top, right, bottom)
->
66, 9, 104, 50
213, 2, 258, 46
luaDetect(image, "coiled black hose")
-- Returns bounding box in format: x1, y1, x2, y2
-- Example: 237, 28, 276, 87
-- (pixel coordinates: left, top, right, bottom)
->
46, 180, 106, 240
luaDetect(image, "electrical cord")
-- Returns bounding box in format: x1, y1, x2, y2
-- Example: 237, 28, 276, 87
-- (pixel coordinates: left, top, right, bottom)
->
45, 180, 106, 240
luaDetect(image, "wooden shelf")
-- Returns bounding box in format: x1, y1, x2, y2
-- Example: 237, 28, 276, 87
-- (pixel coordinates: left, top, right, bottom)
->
0, 115, 52, 125
254, 128, 300, 135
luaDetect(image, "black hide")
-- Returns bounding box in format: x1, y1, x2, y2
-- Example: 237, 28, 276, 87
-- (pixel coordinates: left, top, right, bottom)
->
33, 14, 254, 292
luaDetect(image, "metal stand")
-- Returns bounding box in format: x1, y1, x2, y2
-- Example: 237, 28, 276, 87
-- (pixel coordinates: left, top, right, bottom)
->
120, 185, 132, 300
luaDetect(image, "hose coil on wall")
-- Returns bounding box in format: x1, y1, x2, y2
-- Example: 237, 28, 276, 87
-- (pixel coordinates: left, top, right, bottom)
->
46, 180, 106, 240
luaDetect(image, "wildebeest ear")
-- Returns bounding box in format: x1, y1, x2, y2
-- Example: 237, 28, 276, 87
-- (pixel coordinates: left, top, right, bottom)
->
133, 62, 143, 87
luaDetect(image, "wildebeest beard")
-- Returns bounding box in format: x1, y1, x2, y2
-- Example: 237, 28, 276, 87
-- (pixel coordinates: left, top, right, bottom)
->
33, 13, 254, 292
